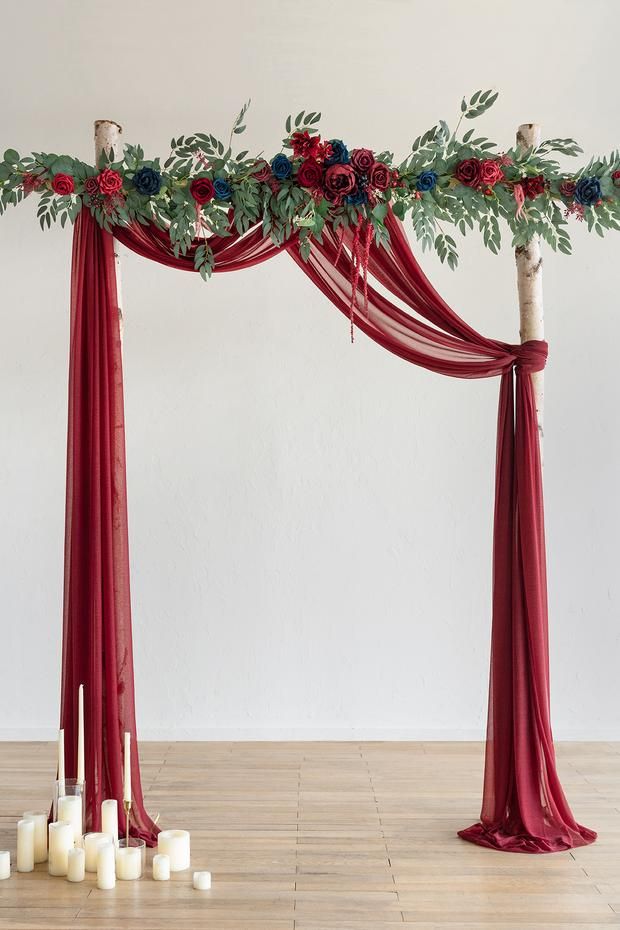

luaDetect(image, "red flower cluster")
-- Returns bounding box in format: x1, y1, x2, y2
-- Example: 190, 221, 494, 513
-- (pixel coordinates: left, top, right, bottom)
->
522, 175, 546, 199
290, 130, 332, 163
454, 158, 504, 192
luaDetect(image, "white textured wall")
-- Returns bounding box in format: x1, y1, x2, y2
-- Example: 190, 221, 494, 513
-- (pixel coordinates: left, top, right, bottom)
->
0, 0, 618, 739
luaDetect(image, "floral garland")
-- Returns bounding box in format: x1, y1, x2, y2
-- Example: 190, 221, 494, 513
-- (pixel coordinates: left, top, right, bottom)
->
1, 92, 619, 278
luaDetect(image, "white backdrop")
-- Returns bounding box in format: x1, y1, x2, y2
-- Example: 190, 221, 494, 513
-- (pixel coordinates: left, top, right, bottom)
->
1, 0, 618, 740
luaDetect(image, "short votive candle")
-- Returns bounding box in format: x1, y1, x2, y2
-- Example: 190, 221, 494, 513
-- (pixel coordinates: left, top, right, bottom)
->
101, 799, 118, 845
67, 847, 85, 882
17, 819, 35, 873
48, 821, 73, 876
57, 794, 82, 845
96, 842, 115, 890
83, 832, 113, 872
0, 851, 10, 880
23, 811, 48, 863
193, 870, 211, 890
157, 829, 190, 872
152, 853, 170, 881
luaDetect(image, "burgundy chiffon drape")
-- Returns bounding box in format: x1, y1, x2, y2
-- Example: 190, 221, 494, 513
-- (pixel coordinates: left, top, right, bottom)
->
63, 207, 595, 852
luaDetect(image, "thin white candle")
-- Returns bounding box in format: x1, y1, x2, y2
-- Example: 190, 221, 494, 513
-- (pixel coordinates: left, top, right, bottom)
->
115, 845, 141, 880
123, 731, 131, 803
67, 847, 85, 882
57, 795, 82, 845
152, 853, 170, 881
77, 684, 85, 785
83, 832, 113, 872
157, 829, 190, 871
96, 841, 115, 890
58, 728, 65, 797
101, 799, 118, 845
193, 870, 211, 890
0, 851, 9, 880
48, 821, 73, 876
23, 811, 48, 863
16, 819, 34, 872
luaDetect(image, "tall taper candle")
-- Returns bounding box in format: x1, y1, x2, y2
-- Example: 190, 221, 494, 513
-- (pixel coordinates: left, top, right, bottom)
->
58, 729, 65, 797
123, 732, 131, 803
77, 684, 85, 784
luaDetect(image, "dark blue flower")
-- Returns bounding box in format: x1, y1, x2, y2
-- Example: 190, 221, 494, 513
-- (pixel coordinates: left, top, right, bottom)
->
574, 176, 602, 206
416, 170, 437, 193
324, 139, 350, 166
132, 166, 161, 196
345, 186, 368, 206
213, 177, 232, 200
271, 154, 293, 180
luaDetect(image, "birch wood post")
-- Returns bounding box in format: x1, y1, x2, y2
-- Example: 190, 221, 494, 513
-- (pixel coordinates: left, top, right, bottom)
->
515, 122, 544, 454
94, 120, 124, 336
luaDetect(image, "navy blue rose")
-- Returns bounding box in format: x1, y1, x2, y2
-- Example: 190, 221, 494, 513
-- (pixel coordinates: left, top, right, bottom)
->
574, 176, 602, 207
271, 154, 293, 180
133, 167, 161, 196
416, 170, 437, 193
324, 139, 350, 166
345, 187, 368, 206
213, 178, 232, 200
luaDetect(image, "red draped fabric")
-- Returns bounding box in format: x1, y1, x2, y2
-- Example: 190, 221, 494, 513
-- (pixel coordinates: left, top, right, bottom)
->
63, 207, 595, 852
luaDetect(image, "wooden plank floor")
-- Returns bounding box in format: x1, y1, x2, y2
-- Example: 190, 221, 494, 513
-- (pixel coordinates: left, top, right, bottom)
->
1, 741, 619, 928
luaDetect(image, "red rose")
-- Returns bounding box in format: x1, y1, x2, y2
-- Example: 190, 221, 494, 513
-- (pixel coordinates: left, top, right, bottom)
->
252, 160, 271, 183
296, 158, 322, 189
52, 173, 74, 195
479, 159, 504, 188
455, 158, 482, 188
350, 148, 374, 175
613, 170, 620, 188
97, 168, 123, 196
290, 130, 321, 160
324, 163, 356, 196
559, 179, 576, 199
522, 175, 546, 199
190, 177, 215, 204
369, 161, 391, 191
323, 187, 343, 207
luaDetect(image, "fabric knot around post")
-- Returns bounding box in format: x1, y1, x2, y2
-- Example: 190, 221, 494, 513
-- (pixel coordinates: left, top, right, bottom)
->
510, 339, 548, 373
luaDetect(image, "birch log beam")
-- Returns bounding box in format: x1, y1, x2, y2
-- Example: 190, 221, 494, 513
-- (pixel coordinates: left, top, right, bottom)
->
515, 122, 544, 453
94, 119, 124, 335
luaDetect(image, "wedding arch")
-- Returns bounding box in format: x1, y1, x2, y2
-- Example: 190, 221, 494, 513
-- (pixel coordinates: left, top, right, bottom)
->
2, 93, 617, 854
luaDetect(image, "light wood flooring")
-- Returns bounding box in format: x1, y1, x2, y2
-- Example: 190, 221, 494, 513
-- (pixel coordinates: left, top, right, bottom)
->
1, 740, 619, 929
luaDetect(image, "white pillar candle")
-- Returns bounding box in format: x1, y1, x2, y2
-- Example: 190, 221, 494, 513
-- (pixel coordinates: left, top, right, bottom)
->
152, 853, 170, 881
48, 821, 73, 876
67, 847, 85, 882
77, 684, 85, 785
0, 851, 9, 880
101, 799, 118, 845
123, 731, 131, 803
58, 729, 65, 797
16, 819, 35, 872
96, 842, 115, 890
57, 795, 82, 844
23, 811, 48, 863
193, 870, 211, 890
115, 846, 141, 880
83, 832, 113, 872
157, 830, 190, 872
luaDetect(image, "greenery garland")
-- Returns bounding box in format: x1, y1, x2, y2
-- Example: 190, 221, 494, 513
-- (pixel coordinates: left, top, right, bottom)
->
1, 91, 618, 278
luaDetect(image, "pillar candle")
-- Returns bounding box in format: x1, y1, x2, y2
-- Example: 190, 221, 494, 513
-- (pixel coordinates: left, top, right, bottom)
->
58, 729, 65, 797
96, 842, 115, 890
16, 820, 34, 873
0, 851, 9, 880
48, 822, 73, 876
57, 795, 82, 844
101, 799, 118, 845
83, 832, 113, 872
77, 684, 85, 785
152, 853, 170, 881
157, 829, 190, 871
193, 870, 211, 890
23, 811, 48, 863
115, 846, 141, 880
67, 847, 85, 882
123, 731, 131, 803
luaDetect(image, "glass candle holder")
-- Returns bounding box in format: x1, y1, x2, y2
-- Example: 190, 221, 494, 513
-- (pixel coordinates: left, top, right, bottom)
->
53, 779, 84, 845
116, 837, 145, 880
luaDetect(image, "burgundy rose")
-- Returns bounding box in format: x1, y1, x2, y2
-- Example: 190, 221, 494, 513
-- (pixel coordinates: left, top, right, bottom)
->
613, 169, 620, 188
97, 168, 123, 196
252, 160, 271, 183
455, 158, 482, 188
350, 148, 374, 174
323, 187, 343, 207
479, 159, 504, 188
190, 177, 215, 204
296, 158, 322, 189
324, 163, 356, 196
522, 175, 546, 199
84, 177, 100, 196
52, 173, 74, 196
559, 179, 577, 199
369, 161, 391, 191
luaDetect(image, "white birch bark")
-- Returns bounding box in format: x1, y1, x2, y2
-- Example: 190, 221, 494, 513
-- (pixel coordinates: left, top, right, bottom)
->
94, 120, 124, 338
515, 122, 544, 453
